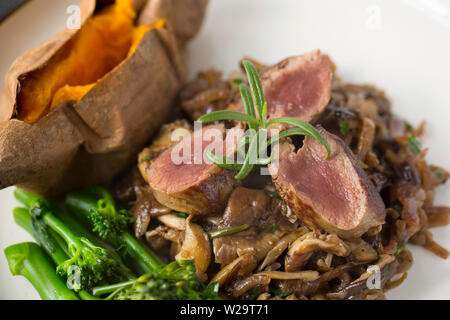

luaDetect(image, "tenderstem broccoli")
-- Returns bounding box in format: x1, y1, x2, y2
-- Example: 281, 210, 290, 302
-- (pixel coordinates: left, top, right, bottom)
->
65, 187, 164, 273
14, 189, 134, 292
12, 207, 99, 300
65, 187, 220, 300
4, 242, 79, 300
11, 188, 219, 300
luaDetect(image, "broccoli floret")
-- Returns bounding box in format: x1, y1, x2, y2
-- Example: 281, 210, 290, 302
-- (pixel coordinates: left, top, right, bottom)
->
107, 260, 219, 300
86, 187, 134, 241
66, 187, 220, 300
29, 198, 132, 291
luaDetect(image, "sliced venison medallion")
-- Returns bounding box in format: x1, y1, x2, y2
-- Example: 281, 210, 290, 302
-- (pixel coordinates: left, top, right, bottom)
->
229, 50, 334, 122
145, 124, 242, 215
269, 127, 385, 239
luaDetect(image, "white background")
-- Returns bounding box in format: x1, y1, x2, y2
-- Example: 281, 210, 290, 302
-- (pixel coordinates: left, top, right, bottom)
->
0, 0, 449, 299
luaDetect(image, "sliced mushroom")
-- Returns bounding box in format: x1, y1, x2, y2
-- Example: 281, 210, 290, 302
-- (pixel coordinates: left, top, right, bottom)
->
347, 238, 378, 263
258, 227, 309, 271
157, 213, 187, 230
175, 216, 211, 282
210, 253, 258, 287
328, 254, 398, 299
285, 232, 351, 271
145, 225, 182, 251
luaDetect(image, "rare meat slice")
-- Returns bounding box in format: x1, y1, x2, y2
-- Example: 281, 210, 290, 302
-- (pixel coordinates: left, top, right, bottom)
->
145, 124, 241, 215
213, 187, 297, 264
229, 50, 334, 123
269, 127, 385, 239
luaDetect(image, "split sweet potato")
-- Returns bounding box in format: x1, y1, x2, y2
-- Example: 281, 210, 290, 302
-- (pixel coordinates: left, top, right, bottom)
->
0, 0, 209, 196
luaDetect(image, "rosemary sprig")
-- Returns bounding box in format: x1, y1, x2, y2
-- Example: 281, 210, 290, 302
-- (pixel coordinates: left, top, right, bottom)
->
198, 60, 330, 179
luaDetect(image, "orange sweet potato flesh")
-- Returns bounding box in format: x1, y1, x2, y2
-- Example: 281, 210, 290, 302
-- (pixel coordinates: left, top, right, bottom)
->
0, 0, 209, 196
18, 0, 137, 123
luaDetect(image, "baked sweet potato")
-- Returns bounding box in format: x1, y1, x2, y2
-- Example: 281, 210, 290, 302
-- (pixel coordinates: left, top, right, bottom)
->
0, 0, 208, 196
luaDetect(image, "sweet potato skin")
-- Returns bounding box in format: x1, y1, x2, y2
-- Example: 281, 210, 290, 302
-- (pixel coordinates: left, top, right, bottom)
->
0, 0, 209, 196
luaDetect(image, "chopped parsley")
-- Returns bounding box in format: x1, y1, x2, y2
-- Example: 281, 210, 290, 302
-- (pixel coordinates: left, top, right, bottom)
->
268, 223, 279, 232
232, 78, 243, 85
139, 155, 152, 163
174, 212, 188, 219
363, 86, 375, 95
270, 287, 291, 298
403, 120, 413, 131
406, 135, 422, 155
395, 244, 405, 256
433, 170, 444, 180
271, 192, 282, 200
251, 290, 261, 298
338, 121, 350, 135
392, 203, 403, 213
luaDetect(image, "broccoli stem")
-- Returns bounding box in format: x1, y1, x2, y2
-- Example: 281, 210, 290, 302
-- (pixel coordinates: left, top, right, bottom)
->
14, 189, 136, 288
65, 192, 164, 273
91, 279, 135, 297
4, 242, 79, 300
13, 207, 68, 264
13, 207, 100, 300
14, 189, 98, 244
120, 232, 164, 273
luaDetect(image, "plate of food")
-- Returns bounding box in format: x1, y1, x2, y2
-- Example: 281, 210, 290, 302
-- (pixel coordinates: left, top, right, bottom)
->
0, 0, 449, 300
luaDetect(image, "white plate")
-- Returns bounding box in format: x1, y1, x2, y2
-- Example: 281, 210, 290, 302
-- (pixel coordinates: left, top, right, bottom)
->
0, 0, 449, 300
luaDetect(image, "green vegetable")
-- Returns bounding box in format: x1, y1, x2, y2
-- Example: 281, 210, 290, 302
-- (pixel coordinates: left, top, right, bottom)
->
433, 170, 444, 180
338, 121, 350, 135
174, 212, 188, 219
252, 289, 261, 298
406, 135, 422, 155
271, 192, 282, 200
208, 224, 250, 239
83, 187, 134, 242
139, 155, 152, 163
268, 223, 279, 231
12, 206, 99, 300
4, 242, 79, 300
392, 202, 403, 213
362, 86, 374, 95
14, 190, 133, 291
395, 245, 405, 256
269, 287, 291, 298
95, 260, 219, 300
65, 188, 164, 274
65, 187, 219, 300
198, 60, 330, 180
13, 207, 68, 265
404, 120, 413, 131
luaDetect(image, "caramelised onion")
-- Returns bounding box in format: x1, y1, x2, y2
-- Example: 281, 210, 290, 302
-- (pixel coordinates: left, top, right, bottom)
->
258, 270, 319, 281
210, 253, 258, 287
258, 227, 308, 272
232, 274, 271, 298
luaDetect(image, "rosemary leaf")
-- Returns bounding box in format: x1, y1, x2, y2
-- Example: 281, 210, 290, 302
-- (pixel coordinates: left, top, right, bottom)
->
242, 60, 265, 122
239, 84, 258, 130
235, 132, 258, 179
208, 224, 250, 239
267, 117, 331, 159
198, 110, 260, 128
205, 149, 242, 171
